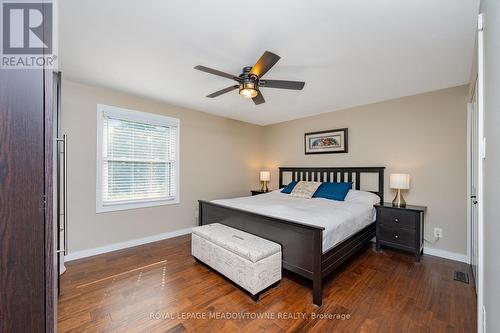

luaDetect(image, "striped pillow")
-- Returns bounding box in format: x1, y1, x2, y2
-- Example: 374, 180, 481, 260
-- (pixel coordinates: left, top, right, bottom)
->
290, 181, 322, 199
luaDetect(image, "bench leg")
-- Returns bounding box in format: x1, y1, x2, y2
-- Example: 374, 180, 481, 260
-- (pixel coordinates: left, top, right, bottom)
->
250, 281, 280, 302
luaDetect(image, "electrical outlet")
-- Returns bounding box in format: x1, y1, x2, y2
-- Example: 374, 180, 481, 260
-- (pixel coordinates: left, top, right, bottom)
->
434, 228, 443, 239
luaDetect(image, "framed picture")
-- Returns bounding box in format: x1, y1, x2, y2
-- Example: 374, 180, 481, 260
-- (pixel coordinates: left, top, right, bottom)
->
304, 128, 348, 154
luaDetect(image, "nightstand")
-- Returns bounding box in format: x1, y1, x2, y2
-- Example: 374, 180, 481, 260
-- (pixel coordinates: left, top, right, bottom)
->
251, 190, 270, 196
375, 203, 427, 262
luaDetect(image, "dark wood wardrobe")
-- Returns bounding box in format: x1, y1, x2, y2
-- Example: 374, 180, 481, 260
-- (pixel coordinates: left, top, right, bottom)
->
0, 68, 56, 331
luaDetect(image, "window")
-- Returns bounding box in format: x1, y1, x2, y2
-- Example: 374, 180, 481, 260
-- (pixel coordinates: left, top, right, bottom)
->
96, 104, 179, 212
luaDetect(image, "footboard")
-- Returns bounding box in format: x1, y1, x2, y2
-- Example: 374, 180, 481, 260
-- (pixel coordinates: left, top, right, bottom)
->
198, 200, 325, 305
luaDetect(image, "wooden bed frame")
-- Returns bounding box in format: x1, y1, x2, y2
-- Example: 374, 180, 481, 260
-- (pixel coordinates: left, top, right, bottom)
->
198, 166, 385, 306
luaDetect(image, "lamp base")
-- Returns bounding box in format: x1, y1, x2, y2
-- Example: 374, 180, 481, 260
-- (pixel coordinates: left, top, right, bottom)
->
392, 189, 406, 207
261, 181, 269, 192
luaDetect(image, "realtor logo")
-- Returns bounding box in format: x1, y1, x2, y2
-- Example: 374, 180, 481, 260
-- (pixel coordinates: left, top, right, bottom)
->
1, 0, 56, 68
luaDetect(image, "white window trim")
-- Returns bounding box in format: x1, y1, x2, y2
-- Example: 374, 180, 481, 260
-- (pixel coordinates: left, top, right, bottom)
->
96, 104, 180, 213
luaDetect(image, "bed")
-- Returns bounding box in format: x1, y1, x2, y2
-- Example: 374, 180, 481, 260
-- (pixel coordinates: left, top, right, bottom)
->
198, 167, 385, 306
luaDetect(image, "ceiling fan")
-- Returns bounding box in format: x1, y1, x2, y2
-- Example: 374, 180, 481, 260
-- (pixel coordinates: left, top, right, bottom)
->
194, 51, 305, 105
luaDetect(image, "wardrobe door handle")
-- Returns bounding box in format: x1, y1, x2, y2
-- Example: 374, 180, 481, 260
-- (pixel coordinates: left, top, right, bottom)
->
394, 217, 399, 223
57, 134, 68, 256
63, 134, 68, 256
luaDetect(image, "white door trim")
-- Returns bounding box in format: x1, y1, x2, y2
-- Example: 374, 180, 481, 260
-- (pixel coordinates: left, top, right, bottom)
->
476, 12, 485, 333
466, 102, 472, 264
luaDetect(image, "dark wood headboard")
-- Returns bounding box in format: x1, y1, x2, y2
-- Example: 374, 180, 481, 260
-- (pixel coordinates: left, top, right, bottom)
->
278, 167, 385, 203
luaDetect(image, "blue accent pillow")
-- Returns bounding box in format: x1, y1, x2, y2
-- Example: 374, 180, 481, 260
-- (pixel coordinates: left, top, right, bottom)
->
280, 181, 298, 194
313, 182, 353, 201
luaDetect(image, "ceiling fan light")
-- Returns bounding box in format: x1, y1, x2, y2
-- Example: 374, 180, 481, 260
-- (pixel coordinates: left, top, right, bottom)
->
239, 82, 258, 98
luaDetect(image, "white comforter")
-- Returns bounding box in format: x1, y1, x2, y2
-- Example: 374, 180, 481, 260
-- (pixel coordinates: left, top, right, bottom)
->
212, 190, 376, 253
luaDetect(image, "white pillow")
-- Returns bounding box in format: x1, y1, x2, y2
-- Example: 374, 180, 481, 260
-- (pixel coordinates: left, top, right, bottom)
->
344, 190, 381, 205
290, 181, 321, 199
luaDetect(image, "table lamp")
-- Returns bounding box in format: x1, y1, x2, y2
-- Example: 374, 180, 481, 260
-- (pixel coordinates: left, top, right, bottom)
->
390, 173, 410, 207
260, 171, 270, 192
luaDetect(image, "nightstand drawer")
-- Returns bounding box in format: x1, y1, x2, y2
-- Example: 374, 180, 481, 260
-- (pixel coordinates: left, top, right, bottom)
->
377, 225, 415, 247
378, 208, 415, 229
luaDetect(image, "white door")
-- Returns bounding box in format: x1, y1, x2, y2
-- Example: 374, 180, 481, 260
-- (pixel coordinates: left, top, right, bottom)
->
469, 82, 479, 289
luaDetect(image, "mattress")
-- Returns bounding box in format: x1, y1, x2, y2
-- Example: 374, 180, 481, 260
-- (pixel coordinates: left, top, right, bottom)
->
212, 190, 377, 253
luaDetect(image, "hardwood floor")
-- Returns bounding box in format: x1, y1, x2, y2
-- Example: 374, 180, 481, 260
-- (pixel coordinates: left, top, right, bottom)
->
59, 235, 476, 333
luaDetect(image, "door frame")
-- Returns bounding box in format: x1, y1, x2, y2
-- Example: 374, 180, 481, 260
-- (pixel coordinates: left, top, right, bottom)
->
466, 100, 472, 266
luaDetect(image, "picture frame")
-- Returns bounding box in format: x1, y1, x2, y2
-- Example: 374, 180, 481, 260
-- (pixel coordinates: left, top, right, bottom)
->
304, 128, 348, 154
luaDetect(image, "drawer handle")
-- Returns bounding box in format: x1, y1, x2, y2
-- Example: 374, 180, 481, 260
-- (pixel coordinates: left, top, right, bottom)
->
394, 233, 399, 239
394, 218, 399, 223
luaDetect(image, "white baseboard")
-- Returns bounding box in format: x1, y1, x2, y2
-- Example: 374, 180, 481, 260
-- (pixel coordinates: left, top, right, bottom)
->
64, 227, 192, 262
369, 239, 469, 264
65, 229, 469, 264
423, 247, 469, 264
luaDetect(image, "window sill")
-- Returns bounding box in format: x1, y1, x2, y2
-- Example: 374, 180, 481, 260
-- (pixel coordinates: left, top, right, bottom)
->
96, 198, 179, 213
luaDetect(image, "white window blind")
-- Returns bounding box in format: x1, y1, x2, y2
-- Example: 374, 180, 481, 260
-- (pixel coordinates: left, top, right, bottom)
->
96, 105, 179, 212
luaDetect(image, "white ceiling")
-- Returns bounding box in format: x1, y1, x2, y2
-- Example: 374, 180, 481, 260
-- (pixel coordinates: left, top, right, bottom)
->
59, 0, 479, 125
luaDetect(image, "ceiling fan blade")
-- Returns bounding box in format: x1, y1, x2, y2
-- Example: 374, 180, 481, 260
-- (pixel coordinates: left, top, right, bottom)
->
194, 65, 238, 80
206, 85, 239, 98
249, 51, 281, 78
259, 79, 305, 90
252, 92, 265, 105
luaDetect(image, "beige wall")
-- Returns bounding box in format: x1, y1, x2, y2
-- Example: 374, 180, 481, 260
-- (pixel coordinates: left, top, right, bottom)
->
263, 86, 468, 255
62, 80, 264, 252
63, 80, 468, 257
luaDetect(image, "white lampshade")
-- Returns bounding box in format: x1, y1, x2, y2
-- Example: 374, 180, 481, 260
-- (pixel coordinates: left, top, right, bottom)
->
260, 171, 271, 182
390, 173, 410, 189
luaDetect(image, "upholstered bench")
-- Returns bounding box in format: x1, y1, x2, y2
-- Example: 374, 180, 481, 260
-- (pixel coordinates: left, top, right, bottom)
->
191, 223, 282, 301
